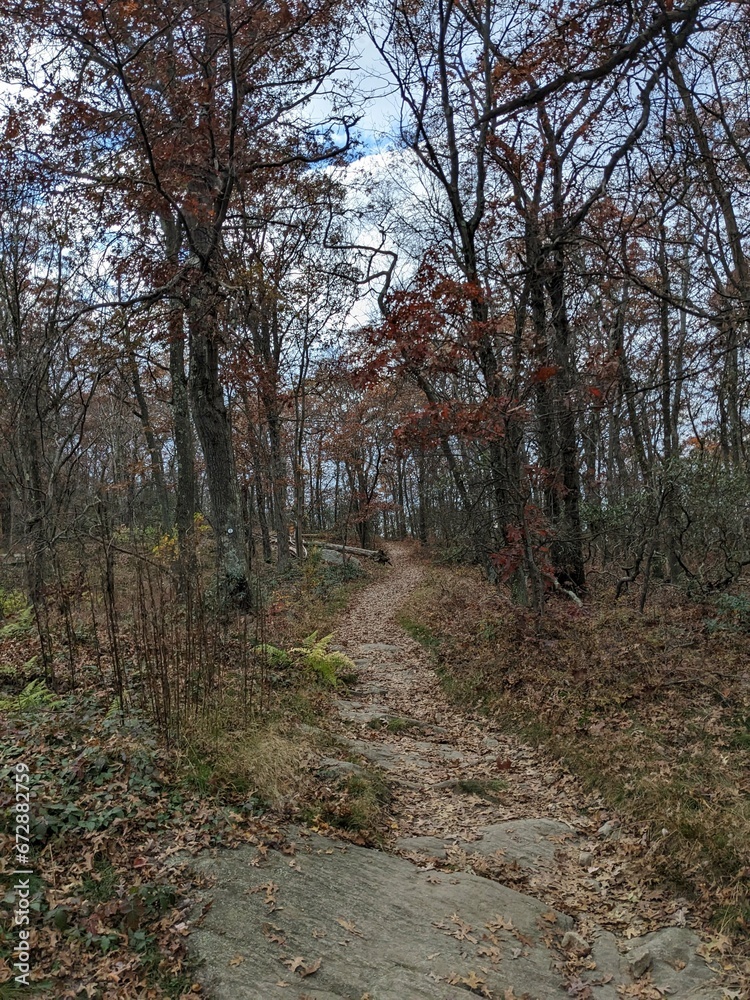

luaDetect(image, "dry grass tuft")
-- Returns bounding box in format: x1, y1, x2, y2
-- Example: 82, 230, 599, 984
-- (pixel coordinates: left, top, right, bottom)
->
178, 718, 312, 807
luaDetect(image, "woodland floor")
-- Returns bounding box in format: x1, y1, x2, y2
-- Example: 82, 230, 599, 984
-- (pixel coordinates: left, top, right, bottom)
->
182, 545, 740, 1000
0, 544, 746, 998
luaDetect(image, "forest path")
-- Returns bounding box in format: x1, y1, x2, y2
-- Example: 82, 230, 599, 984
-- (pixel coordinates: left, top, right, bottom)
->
187, 544, 726, 1000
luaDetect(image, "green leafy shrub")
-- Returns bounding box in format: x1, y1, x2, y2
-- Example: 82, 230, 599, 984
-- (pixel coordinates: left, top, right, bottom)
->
0, 589, 27, 617
0, 605, 33, 640
705, 594, 750, 634
289, 631, 356, 688
252, 643, 292, 668
0, 679, 62, 713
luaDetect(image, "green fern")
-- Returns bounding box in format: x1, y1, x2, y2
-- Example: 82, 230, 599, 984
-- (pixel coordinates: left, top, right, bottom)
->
289, 631, 355, 688
0, 679, 62, 712
0, 604, 33, 640
252, 644, 292, 668
0, 588, 28, 617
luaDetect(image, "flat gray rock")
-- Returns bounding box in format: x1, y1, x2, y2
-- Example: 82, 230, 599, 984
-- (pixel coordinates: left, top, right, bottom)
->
395, 819, 575, 869
353, 681, 388, 696
316, 758, 367, 781
404, 739, 481, 764
183, 839, 726, 1000
186, 834, 575, 1000
395, 835, 456, 858
333, 699, 390, 725
464, 819, 577, 867
580, 925, 723, 999
584, 929, 622, 999
340, 736, 433, 770
624, 926, 719, 997
319, 549, 361, 567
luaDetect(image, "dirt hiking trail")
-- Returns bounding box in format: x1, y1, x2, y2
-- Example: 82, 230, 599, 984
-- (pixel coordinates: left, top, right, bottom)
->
186, 544, 728, 1000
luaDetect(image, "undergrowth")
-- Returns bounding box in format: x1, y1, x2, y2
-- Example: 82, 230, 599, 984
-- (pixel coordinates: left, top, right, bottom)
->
304, 767, 392, 846
400, 566, 750, 942
0, 546, 374, 997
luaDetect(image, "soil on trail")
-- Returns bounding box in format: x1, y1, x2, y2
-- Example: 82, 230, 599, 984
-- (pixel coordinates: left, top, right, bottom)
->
186, 544, 727, 1000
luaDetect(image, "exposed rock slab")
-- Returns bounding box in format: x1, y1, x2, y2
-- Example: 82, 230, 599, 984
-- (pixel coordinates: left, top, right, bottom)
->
405, 738, 481, 764
316, 758, 367, 781
338, 736, 433, 770
583, 930, 623, 1000
355, 642, 403, 654
623, 927, 719, 997
396, 819, 576, 869
186, 834, 574, 1000
333, 699, 391, 725
319, 548, 361, 567
354, 680, 388, 696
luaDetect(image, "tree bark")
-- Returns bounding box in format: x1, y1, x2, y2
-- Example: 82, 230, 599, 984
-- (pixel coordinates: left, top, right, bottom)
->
188, 277, 249, 602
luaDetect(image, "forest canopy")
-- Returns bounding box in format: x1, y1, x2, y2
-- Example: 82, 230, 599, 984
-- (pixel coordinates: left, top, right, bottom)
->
0, 0, 748, 610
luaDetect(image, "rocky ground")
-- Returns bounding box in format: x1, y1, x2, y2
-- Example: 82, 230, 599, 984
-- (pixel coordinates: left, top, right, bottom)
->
184, 545, 731, 1000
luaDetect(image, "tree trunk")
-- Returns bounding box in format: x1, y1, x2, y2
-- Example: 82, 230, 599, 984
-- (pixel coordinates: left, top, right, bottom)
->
159, 211, 197, 580
547, 249, 586, 590
267, 409, 290, 568
188, 278, 249, 603
128, 351, 171, 531
169, 327, 197, 550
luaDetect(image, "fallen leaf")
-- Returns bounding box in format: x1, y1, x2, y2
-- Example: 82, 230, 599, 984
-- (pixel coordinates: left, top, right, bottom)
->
697, 935, 732, 959
262, 923, 286, 945
477, 943, 502, 964
486, 915, 514, 933
336, 917, 363, 937
447, 913, 477, 943
300, 957, 322, 977
228, 955, 245, 967
462, 970, 486, 990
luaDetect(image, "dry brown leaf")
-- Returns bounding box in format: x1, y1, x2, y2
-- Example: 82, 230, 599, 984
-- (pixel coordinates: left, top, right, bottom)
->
300, 957, 322, 977
262, 923, 286, 945
446, 913, 477, 943
335, 916, 363, 936
486, 915, 514, 933
462, 970, 486, 990
477, 943, 502, 964
697, 935, 732, 958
